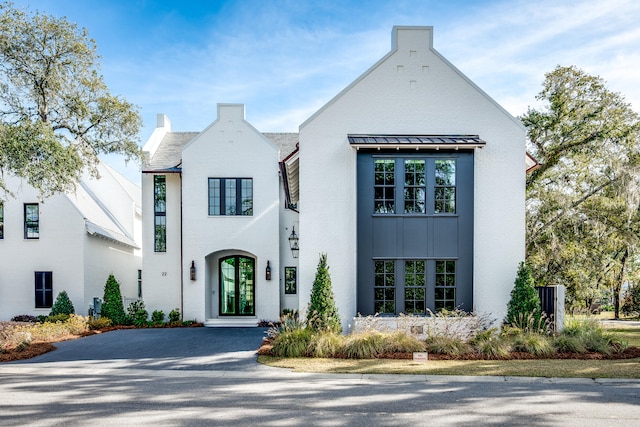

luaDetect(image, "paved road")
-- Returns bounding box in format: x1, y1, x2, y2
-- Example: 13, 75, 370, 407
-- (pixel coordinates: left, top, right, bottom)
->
1, 328, 639, 426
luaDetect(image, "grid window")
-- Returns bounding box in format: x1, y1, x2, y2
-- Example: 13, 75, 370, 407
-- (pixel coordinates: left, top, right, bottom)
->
404, 260, 426, 314
24, 203, 39, 239
0, 203, 3, 239
435, 260, 456, 311
435, 160, 456, 214
137, 269, 142, 298
209, 178, 253, 216
374, 260, 395, 314
404, 160, 426, 213
374, 160, 395, 213
154, 175, 166, 252
35, 271, 53, 308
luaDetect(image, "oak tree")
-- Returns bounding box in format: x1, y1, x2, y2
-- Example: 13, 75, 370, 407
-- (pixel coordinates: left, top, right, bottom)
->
0, 2, 141, 197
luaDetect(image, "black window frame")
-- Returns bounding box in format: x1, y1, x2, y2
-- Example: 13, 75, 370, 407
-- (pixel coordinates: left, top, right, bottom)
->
208, 178, 253, 216
435, 260, 456, 311
0, 202, 3, 239
154, 175, 166, 252
24, 203, 39, 239
35, 271, 53, 308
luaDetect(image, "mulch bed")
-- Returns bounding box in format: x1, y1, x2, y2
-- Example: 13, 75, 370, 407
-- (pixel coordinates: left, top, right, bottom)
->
257, 339, 640, 360
0, 342, 56, 362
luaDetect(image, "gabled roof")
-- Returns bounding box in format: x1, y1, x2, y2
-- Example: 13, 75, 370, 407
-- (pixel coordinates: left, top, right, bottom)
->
65, 162, 140, 249
142, 131, 298, 172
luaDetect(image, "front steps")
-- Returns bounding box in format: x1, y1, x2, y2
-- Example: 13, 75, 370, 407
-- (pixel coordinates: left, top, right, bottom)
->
204, 317, 259, 327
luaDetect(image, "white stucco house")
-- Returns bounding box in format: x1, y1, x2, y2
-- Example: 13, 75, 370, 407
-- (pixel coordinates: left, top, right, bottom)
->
141, 26, 525, 329
0, 163, 142, 320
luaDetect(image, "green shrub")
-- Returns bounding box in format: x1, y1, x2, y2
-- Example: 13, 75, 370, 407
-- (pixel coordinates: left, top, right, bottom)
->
50, 290, 75, 316
271, 328, 313, 358
88, 317, 113, 330
168, 308, 181, 323
10, 315, 40, 323
308, 332, 344, 358
505, 262, 541, 327
343, 331, 385, 359
382, 331, 425, 354
306, 254, 341, 334
508, 311, 552, 334
425, 335, 473, 356
127, 300, 148, 327
151, 310, 165, 324
102, 274, 126, 325
45, 314, 70, 323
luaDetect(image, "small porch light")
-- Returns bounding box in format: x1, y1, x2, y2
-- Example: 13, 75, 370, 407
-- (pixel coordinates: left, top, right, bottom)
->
266, 260, 272, 280
288, 226, 299, 259
190, 260, 196, 281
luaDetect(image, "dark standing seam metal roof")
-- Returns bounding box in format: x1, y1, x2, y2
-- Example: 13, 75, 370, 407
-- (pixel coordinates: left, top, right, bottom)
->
348, 134, 486, 149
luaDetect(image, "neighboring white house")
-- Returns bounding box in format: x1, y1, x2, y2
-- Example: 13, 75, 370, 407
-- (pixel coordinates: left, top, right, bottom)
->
140, 26, 526, 328
0, 163, 142, 320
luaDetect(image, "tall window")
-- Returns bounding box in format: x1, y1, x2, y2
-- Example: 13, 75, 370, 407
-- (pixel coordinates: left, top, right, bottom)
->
24, 203, 39, 239
154, 175, 166, 252
137, 270, 142, 298
435, 160, 456, 214
374, 160, 395, 213
208, 178, 253, 216
404, 260, 426, 314
435, 260, 456, 311
0, 203, 3, 239
374, 260, 395, 314
404, 160, 426, 213
35, 271, 53, 308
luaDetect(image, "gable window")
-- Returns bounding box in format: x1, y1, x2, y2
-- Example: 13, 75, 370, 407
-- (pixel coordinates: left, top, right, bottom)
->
435, 160, 456, 214
208, 178, 253, 216
0, 203, 3, 239
435, 260, 456, 311
24, 203, 39, 239
374, 160, 395, 214
35, 271, 53, 308
154, 175, 166, 252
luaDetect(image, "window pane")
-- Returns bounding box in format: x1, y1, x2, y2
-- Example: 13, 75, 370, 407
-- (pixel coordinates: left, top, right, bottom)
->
35, 271, 53, 308
241, 179, 253, 216
404, 160, 425, 214
435, 160, 456, 214
374, 260, 395, 314
209, 179, 221, 215
374, 160, 395, 214
25, 204, 39, 239
435, 260, 456, 310
154, 176, 166, 212
225, 180, 236, 215
154, 216, 166, 252
0, 203, 3, 239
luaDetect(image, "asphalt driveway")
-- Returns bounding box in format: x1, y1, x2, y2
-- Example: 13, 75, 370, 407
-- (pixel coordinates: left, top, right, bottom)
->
10, 327, 270, 371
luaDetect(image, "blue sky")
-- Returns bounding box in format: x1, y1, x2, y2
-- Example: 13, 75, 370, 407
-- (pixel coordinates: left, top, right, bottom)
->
14, 0, 640, 183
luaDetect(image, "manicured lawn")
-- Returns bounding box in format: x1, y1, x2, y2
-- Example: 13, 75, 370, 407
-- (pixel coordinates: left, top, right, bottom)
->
258, 356, 640, 378
258, 323, 640, 379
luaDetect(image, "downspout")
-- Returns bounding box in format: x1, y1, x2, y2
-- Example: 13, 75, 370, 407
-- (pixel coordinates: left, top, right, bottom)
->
180, 172, 184, 319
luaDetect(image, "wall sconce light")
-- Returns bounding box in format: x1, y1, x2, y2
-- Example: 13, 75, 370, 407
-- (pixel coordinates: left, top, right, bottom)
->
288, 226, 299, 259
266, 260, 272, 280
190, 260, 196, 281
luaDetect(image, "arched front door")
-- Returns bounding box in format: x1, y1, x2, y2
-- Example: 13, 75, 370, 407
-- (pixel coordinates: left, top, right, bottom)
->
219, 255, 255, 316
